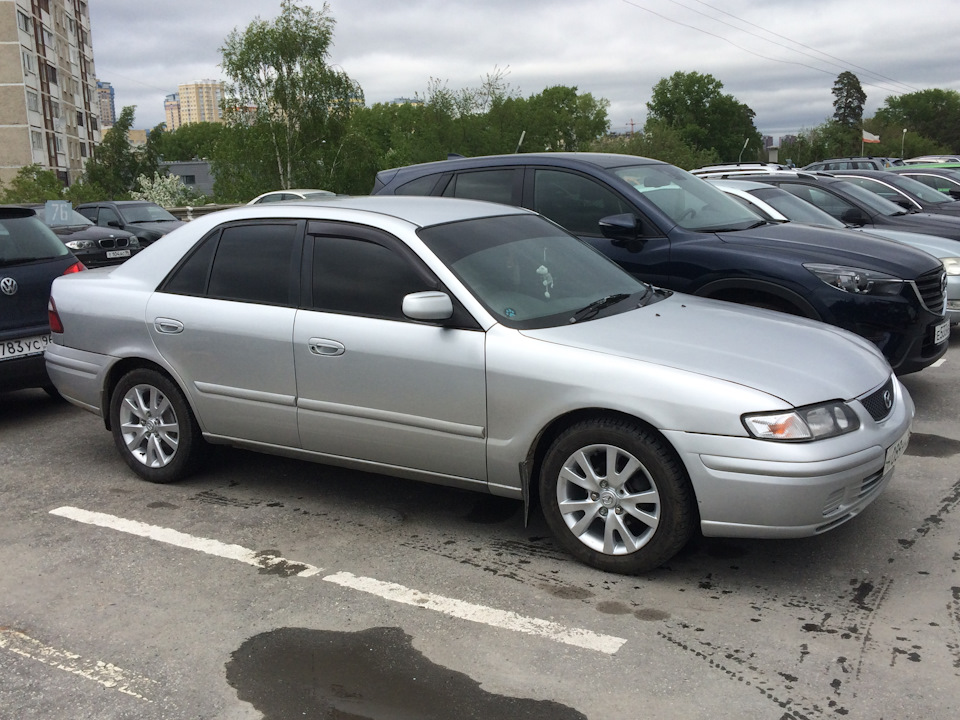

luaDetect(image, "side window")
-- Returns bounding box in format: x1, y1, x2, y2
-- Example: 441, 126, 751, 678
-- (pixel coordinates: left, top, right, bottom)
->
311, 234, 430, 319
162, 222, 299, 305
842, 177, 903, 203
98, 207, 120, 227
532, 169, 631, 235
77, 207, 97, 222
442, 169, 516, 204
395, 174, 444, 196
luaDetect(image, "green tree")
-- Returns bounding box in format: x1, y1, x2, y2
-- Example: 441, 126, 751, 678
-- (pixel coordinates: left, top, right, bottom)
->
645, 71, 761, 162
148, 121, 225, 162
874, 89, 960, 153
82, 106, 157, 198
522, 86, 609, 152
0, 164, 64, 202
218, 0, 363, 194
588, 121, 719, 170
831, 71, 866, 154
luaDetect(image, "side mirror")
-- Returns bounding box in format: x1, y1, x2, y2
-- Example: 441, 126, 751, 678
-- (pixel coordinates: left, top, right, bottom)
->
840, 208, 869, 226
403, 291, 453, 321
893, 198, 913, 210
599, 213, 641, 242
106, 220, 121, 228
947, 189, 960, 201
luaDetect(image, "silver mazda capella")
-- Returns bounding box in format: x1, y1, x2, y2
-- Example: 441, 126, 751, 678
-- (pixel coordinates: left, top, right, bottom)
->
45, 196, 913, 573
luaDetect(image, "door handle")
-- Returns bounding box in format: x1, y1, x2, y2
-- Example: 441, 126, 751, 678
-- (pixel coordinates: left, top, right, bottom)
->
308, 338, 345, 356
154, 317, 184, 334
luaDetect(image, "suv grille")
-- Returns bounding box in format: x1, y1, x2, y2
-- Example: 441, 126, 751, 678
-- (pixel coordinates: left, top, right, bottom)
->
913, 268, 946, 313
860, 376, 895, 422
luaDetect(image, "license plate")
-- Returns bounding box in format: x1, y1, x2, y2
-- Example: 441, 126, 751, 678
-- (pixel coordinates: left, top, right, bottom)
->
0, 334, 52, 361
106, 249, 131, 259
933, 319, 949, 344
883, 430, 910, 476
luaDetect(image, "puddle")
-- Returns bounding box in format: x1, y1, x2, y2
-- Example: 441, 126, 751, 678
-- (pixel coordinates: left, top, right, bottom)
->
226, 626, 586, 719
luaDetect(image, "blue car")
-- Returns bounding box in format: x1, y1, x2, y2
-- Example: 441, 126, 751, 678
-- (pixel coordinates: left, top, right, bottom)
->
0, 207, 84, 395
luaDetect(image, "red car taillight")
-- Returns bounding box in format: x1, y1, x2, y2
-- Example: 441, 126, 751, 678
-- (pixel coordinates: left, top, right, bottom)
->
48, 297, 64, 333
64, 261, 85, 274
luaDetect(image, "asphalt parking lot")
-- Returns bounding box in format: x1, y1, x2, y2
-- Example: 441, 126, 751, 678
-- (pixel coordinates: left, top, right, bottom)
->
2, 331, 959, 719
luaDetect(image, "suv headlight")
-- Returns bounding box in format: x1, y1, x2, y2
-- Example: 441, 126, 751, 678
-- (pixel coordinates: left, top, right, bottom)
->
803, 263, 904, 295
942, 257, 960, 276
743, 401, 860, 441
64, 239, 96, 250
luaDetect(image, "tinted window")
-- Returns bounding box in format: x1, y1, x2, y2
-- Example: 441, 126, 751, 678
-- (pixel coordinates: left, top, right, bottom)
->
395, 174, 444, 196
98, 207, 120, 227
161, 232, 220, 296
442, 169, 516, 204
0, 213, 70, 263
533, 169, 632, 235
206, 223, 298, 305
311, 234, 429, 319
841, 177, 905, 204
778, 184, 857, 220
76, 207, 97, 222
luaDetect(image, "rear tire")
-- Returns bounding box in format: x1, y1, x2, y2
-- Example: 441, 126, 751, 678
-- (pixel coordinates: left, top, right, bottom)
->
109, 368, 202, 483
539, 417, 695, 574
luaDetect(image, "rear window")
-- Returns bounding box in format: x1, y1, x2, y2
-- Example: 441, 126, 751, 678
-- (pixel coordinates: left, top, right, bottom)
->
0, 210, 71, 265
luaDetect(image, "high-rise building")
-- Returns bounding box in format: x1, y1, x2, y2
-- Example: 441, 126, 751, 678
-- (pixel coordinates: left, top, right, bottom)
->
0, 0, 102, 187
96, 79, 115, 128
163, 80, 223, 131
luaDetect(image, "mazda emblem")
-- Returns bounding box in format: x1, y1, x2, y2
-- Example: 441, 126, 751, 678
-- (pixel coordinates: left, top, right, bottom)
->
882, 390, 893, 410
1, 277, 18, 296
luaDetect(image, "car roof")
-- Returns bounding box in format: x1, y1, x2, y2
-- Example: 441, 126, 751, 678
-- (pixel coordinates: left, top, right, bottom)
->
381, 152, 670, 176
705, 178, 778, 191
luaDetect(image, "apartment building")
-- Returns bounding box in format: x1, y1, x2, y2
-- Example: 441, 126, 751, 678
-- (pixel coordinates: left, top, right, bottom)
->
0, 0, 101, 187
96, 78, 114, 127
163, 80, 224, 131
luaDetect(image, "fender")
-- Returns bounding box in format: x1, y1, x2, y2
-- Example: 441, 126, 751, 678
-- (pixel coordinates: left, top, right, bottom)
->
694, 277, 821, 320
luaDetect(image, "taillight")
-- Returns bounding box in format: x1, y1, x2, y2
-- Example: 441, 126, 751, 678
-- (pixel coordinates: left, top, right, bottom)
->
63, 261, 85, 274
48, 297, 63, 333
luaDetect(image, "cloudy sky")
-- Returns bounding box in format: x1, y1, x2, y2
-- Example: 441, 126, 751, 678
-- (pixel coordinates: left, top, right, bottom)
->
88, 0, 960, 142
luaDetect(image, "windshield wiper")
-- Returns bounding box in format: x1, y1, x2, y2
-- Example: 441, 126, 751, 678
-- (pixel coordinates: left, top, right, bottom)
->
569, 293, 631, 323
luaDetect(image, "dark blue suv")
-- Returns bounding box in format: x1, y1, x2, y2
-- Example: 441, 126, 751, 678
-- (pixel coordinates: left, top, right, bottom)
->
1, 207, 84, 394
373, 153, 949, 374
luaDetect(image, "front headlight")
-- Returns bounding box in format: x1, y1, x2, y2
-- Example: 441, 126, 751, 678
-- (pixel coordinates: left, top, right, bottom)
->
65, 239, 96, 250
942, 257, 960, 276
743, 401, 860, 441
804, 263, 904, 295
128, 236, 141, 247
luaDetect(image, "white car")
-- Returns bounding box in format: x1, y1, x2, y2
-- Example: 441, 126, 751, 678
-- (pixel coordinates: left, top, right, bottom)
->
45, 197, 913, 574
247, 189, 336, 204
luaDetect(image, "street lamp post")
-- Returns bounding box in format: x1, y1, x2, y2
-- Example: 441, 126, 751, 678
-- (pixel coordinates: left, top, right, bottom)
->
738, 138, 749, 163
901, 129, 907, 158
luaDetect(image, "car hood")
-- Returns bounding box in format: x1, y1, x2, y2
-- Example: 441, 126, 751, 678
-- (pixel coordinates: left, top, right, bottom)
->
520, 292, 890, 407
883, 212, 960, 239
716, 222, 942, 275
130, 220, 185, 234
853, 227, 960, 259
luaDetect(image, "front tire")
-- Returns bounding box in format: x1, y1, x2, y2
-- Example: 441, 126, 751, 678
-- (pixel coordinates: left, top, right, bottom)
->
539, 417, 695, 574
109, 368, 201, 483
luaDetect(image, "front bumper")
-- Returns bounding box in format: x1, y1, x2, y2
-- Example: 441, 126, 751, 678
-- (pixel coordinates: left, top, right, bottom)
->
663, 376, 914, 538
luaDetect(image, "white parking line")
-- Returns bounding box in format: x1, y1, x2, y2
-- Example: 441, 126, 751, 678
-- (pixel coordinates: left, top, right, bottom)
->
49, 506, 627, 655
324, 571, 627, 654
0, 628, 157, 701
49, 506, 321, 577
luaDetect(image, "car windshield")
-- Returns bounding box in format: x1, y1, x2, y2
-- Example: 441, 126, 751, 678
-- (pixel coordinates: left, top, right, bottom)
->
749, 187, 846, 228
121, 204, 179, 223
418, 213, 650, 329
885, 174, 958, 204
831, 180, 909, 216
0, 212, 71, 265
611, 164, 764, 231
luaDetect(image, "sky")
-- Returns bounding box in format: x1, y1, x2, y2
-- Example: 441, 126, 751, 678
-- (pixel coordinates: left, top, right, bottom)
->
87, 0, 960, 144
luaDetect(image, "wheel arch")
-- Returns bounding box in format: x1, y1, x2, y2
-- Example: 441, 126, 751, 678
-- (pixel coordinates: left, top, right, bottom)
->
522, 407, 695, 520
101, 357, 188, 431
694, 278, 821, 319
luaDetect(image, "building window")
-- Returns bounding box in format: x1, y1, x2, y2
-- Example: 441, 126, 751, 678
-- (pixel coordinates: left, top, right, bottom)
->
77, 110, 84, 126
46, 64, 58, 85
89, 116, 98, 130
55, 136, 64, 153
22, 51, 35, 74
27, 91, 40, 113
17, 11, 31, 32
80, 143, 87, 157
51, 101, 61, 118
31, 131, 44, 151
181, 175, 196, 185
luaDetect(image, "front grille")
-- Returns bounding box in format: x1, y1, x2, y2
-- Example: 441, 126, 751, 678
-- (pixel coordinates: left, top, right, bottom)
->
860, 376, 895, 422
912, 268, 946, 313
98, 236, 130, 249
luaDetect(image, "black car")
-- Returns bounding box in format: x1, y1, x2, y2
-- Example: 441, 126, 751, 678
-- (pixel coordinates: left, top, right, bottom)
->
0, 207, 85, 394
74, 200, 185, 246
829, 169, 960, 217
802, 157, 903, 171
27, 202, 141, 268
374, 153, 949, 374
889, 166, 960, 200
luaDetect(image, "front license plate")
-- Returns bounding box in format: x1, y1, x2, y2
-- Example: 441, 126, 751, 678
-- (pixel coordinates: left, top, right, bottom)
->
0, 334, 52, 361
883, 430, 910, 476
933, 319, 949, 345
106, 249, 131, 259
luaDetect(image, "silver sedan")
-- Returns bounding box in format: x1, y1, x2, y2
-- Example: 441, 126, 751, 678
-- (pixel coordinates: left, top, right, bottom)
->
45, 197, 913, 574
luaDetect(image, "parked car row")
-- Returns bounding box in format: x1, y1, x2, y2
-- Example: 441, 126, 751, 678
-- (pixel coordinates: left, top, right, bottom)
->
4, 152, 956, 575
